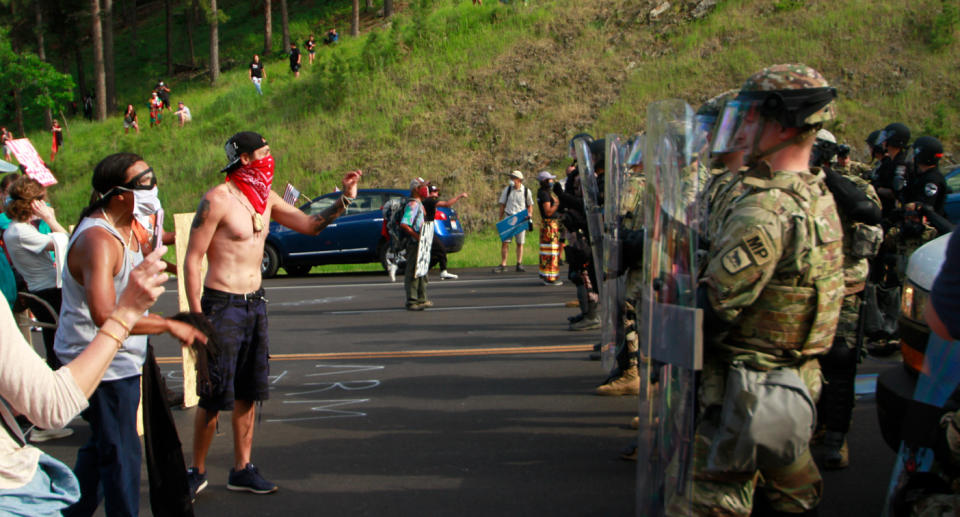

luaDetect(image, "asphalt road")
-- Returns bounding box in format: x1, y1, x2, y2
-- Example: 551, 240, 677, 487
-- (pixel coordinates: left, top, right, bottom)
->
38, 268, 899, 516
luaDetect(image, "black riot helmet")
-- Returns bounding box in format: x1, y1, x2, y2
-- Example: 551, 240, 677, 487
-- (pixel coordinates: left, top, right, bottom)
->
912, 136, 944, 167
878, 122, 911, 149
568, 133, 594, 159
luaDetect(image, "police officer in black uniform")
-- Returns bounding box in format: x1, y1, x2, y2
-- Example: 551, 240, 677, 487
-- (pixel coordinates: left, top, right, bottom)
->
904, 135, 948, 217
871, 122, 911, 226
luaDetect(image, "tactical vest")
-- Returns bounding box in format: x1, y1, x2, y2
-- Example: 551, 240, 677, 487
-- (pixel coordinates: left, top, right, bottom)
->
833, 171, 882, 291
724, 170, 845, 359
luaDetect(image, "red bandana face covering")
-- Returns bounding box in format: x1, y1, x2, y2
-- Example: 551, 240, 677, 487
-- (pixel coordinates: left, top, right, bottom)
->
228, 155, 275, 214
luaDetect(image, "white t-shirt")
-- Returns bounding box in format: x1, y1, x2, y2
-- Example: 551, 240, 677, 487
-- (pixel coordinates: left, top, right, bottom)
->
498, 184, 533, 216
4, 221, 57, 292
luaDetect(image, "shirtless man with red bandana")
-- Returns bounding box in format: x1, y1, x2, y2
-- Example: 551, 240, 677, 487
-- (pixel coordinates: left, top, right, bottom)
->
183, 131, 361, 497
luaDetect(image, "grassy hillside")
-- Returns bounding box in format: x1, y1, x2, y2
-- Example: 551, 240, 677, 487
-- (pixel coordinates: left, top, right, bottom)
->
28, 0, 960, 232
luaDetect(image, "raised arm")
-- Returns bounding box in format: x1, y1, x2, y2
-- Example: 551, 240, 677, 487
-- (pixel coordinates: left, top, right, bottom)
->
271, 170, 362, 235
436, 192, 468, 208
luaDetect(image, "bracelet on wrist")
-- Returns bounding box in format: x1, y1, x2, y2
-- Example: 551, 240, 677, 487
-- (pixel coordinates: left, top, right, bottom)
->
98, 328, 126, 350
340, 195, 355, 209
107, 314, 133, 333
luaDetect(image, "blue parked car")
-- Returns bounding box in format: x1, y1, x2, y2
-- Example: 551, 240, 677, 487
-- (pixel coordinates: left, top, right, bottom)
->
944, 166, 960, 224
262, 188, 465, 277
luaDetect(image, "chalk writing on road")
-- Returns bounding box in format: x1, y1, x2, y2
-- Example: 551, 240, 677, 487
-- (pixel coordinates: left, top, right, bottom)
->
265, 363, 383, 423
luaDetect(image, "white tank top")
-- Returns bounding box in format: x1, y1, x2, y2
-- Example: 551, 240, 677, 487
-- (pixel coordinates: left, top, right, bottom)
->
53, 217, 147, 381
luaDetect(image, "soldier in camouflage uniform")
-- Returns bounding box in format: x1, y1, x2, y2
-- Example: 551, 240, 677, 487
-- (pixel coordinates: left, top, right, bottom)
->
880, 203, 939, 286
596, 137, 645, 396
668, 64, 845, 516
834, 144, 872, 180
810, 130, 884, 470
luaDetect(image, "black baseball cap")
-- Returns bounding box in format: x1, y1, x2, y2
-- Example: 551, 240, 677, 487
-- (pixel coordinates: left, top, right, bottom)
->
222, 131, 268, 172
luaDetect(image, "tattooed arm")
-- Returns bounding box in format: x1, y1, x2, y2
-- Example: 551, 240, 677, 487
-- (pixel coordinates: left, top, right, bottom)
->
184, 190, 226, 312
271, 170, 363, 235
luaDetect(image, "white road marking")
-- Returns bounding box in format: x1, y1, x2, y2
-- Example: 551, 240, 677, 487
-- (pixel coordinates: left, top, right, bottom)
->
163, 277, 528, 294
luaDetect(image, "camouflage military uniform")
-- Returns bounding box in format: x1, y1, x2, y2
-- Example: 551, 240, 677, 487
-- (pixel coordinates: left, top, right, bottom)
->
669, 163, 844, 516
836, 160, 873, 181
882, 222, 938, 285
596, 164, 644, 395
815, 168, 883, 468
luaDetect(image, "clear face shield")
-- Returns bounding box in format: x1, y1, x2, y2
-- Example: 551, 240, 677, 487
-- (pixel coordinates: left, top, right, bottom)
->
626, 134, 644, 170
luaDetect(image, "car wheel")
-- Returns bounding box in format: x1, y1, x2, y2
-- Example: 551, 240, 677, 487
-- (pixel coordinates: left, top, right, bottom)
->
285, 264, 312, 276
262, 244, 280, 279
378, 240, 407, 273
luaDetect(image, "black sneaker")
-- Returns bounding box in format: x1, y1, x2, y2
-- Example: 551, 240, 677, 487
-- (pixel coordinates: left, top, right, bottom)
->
186, 468, 208, 501
492, 265, 507, 273
515, 264, 526, 272
227, 463, 278, 494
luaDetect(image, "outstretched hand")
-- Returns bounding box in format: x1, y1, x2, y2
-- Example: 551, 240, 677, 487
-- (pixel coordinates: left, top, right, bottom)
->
342, 170, 362, 199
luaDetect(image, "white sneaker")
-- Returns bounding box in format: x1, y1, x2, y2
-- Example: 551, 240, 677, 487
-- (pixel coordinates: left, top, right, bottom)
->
387, 264, 397, 282
440, 270, 458, 280
29, 427, 74, 443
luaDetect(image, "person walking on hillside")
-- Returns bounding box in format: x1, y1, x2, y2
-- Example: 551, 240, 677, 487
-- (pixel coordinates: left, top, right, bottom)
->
249, 55, 266, 95
50, 120, 63, 162
1, 127, 12, 160
305, 35, 317, 65
123, 105, 140, 134
148, 91, 163, 127
289, 43, 301, 78
184, 131, 361, 499
155, 81, 172, 111
324, 28, 338, 45
493, 170, 533, 273
536, 171, 562, 285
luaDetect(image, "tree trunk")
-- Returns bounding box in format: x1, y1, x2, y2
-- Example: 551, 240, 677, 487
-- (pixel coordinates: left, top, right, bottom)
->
13, 89, 25, 136
365, 0, 372, 10
280, 0, 289, 51
36, 2, 53, 129
209, 0, 219, 84
185, 0, 196, 66
351, 0, 359, 36
263, 0, 272, 55
165, 0, 173, 75
74, 46, 88, 99
384, 0, 392, 17
91, 0, 107, 120
103, 0, 116, 113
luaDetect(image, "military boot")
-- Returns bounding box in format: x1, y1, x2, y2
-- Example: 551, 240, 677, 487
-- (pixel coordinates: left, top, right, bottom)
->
569, 300, 600, 331
821, 431, 849, 469
595, 365, 640, 396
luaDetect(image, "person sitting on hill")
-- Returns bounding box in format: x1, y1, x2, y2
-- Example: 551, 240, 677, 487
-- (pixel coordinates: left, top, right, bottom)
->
324, 28, 338, 45
174, 102, 192, 128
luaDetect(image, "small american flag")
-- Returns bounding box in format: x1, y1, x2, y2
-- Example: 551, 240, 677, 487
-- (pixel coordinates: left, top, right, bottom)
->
282, 183, 301, 205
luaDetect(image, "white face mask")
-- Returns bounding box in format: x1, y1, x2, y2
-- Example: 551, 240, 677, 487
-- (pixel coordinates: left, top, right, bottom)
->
133, 187, 162, 227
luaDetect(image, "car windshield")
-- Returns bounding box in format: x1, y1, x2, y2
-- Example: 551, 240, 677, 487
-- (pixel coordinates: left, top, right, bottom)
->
304, 197, 337, 216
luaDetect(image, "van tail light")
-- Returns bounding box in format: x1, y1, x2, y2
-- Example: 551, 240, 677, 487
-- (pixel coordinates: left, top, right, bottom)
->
435, 211, 448, 221
902, 341, 925, 374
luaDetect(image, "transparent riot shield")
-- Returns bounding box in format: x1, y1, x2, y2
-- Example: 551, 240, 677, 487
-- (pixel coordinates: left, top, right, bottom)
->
574, 139, 605, 284
600, 135, 627, 370
636, 99, 707, 516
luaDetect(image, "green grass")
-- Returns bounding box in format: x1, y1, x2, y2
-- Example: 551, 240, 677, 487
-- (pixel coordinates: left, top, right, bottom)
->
24, 0, 960, 241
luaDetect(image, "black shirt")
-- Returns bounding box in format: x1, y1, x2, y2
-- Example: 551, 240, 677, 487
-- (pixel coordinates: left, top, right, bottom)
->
423, 197, 438, 222
871, 152, 909, 219
537, 186, 559, 220
289, 48, 300, 66
249, 62, 264, 78
904, 166, 947, 216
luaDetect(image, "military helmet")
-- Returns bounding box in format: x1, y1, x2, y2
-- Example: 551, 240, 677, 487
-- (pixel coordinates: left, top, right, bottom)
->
815, 129, 836, 144
912, 135, 944, 166
878, 122, 911, 149
735, 64, 837, 128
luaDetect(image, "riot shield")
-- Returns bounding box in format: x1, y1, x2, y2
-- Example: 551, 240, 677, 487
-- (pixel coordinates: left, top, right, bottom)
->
600, 135, 627, 370
636, 99, 707, 516
574, 139, 605, 285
